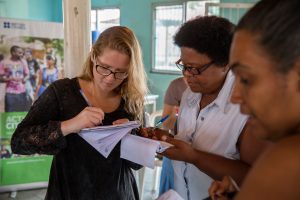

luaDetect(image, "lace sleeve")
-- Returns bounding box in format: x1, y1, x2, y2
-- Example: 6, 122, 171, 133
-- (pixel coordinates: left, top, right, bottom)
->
11, 84, 66, 155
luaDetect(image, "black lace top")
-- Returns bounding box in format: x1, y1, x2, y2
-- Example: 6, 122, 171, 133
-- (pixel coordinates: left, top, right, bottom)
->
11, 78, 140, 200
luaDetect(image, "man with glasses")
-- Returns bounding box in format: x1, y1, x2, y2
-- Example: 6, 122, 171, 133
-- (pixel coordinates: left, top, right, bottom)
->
156, 16, 268, 200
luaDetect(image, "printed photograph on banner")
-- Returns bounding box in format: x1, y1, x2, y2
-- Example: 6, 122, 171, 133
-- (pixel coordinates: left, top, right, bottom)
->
0, 36, 64, 112
0, 139, 12, 159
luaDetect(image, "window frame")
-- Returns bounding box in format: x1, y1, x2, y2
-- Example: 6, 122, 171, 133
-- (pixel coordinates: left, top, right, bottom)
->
91, 6, 121, 32
151, 0, 220, 74
151, 1, 184, 75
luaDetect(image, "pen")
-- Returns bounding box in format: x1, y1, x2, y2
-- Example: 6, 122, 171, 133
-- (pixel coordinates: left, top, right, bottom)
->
155, 115, 169, 127
79, 90, 103, 125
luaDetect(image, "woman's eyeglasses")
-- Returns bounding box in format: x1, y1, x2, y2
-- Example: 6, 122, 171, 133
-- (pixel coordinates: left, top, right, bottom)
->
176, 59, 214, 75
95, 64, 128, 80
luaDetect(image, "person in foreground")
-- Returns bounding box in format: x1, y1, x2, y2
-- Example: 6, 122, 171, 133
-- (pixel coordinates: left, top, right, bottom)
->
11, 26, 147, 200
151, 16, 268, 200
208, 0, 300, 199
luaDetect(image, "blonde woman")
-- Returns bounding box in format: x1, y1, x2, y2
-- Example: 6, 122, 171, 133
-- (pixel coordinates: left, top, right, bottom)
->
11, 26, 147, 200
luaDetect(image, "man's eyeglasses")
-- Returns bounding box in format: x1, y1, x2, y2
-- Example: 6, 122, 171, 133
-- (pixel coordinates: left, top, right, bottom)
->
95, 64, 128, 80
176, 59, 214, 75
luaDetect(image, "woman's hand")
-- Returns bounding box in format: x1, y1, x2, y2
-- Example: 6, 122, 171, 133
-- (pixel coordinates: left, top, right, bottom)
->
138, 127, 171, 140
208, 176, 239, 200
112, 118, 129, 125
138, 127, 156, 138
159, 136, 196, 163
61, 106, 104, 135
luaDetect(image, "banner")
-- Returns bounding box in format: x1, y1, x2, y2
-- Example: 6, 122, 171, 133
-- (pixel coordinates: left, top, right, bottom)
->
0, 18, 63, 192
0, 18, 64, 112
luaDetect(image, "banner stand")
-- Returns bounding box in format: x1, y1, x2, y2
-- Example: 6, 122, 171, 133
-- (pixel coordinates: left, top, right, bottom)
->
0, 182, 48, 193
0, 18, 63, 194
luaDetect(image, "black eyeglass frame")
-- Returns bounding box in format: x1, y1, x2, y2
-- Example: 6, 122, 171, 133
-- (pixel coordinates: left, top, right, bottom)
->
95, 64, 128, 80
175, 59, 215, 75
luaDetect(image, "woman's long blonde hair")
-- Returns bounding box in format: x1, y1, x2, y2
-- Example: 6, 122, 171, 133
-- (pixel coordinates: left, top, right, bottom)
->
79, 26, 148, 122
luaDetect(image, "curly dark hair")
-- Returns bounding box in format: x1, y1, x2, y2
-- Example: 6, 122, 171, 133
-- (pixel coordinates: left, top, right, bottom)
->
174, 16, 235, 66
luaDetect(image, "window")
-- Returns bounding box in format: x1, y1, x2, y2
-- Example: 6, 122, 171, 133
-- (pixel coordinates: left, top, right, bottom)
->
152, 1, 220, 73
91, 8, 120, 32
152, 1, 254, 73
153, 4, 183, 72
205, 3, 253, 24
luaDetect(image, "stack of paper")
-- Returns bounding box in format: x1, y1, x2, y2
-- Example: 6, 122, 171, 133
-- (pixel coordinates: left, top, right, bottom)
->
79, 121, 173, 168
79, 121, 141, 158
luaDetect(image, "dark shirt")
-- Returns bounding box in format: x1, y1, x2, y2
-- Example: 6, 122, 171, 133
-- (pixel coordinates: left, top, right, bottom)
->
27, 58, 40, 88
11, 78, 140, 200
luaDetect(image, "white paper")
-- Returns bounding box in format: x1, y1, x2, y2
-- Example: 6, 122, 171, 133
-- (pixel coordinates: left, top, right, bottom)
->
120, 134, 173, 168
81, 121, 140, 132
79, 121, 140, 158
79, 120, 173, 167
157, 141, 174, 153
